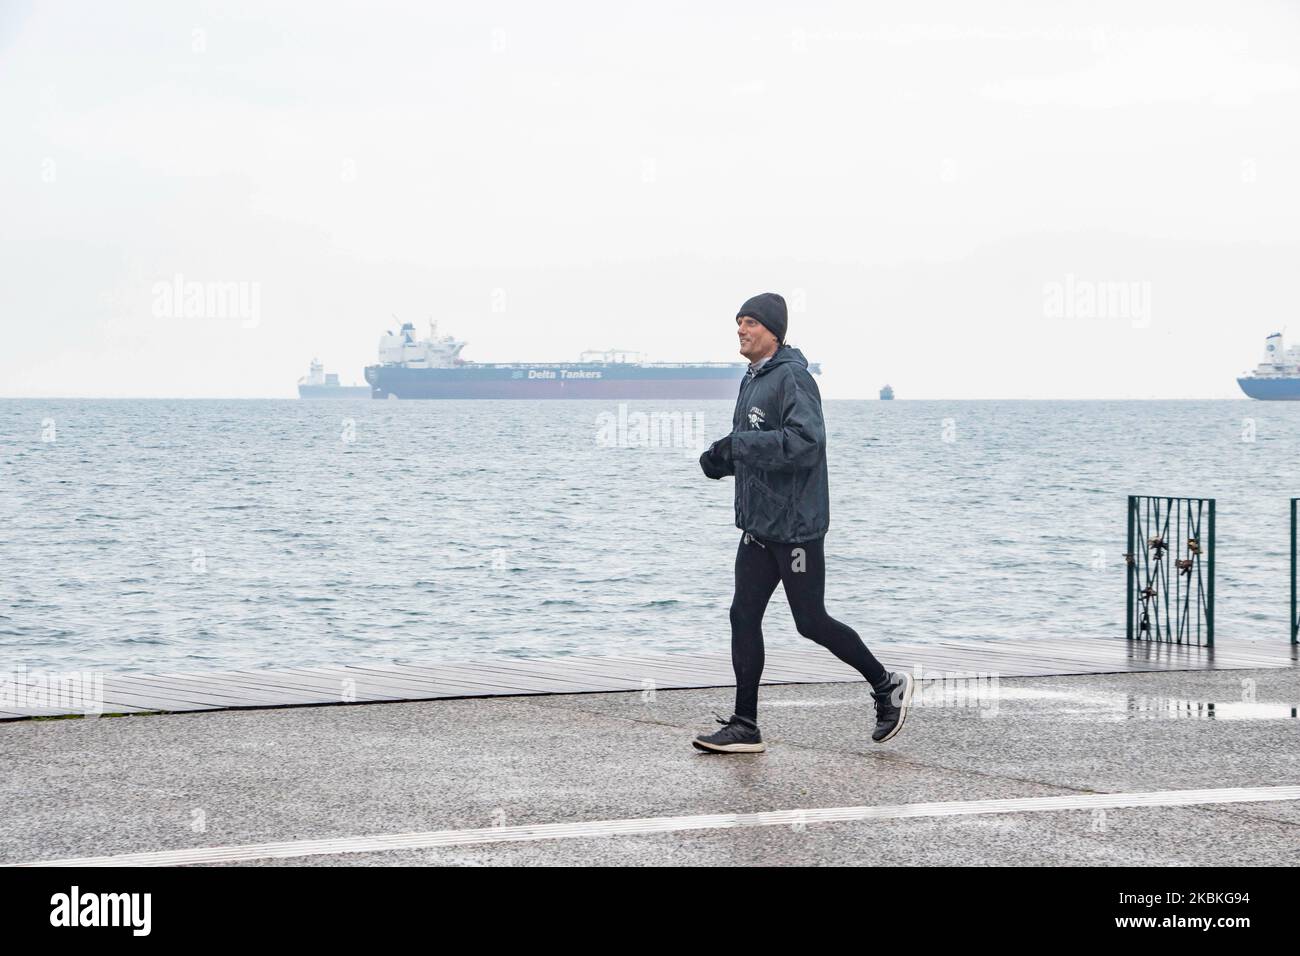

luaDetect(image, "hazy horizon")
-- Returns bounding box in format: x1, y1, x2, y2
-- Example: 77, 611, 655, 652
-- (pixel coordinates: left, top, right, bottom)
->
3, 1, 1298, 399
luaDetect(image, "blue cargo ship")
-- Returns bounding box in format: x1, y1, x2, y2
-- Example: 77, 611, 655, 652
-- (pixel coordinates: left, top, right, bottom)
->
1238, 332, 1300, 400
363, 322, 818, 399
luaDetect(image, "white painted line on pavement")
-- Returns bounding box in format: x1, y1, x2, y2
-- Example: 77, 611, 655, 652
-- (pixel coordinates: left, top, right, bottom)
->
12, 785, 1300, 867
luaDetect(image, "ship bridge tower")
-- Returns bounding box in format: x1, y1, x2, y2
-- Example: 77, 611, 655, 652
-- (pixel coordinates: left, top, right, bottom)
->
1263, 332, 1284, 367
377, 319, 468, 368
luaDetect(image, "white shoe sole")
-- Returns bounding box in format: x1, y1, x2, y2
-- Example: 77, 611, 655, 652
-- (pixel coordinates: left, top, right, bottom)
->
873, 671, 914, 743
692, 739, 766, 753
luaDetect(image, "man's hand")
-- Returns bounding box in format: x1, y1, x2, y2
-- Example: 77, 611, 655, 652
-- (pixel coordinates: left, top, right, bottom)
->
699, 435, 734, 479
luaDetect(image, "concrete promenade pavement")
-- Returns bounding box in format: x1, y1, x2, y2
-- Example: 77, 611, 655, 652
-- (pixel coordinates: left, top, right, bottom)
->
2, 666, 1298, 866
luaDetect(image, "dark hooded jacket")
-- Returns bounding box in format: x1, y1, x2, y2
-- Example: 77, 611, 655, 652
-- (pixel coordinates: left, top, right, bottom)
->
700, 344, 829, 543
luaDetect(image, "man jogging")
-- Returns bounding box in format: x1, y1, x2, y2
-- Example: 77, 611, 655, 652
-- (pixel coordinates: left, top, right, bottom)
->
694, 292, 913, 753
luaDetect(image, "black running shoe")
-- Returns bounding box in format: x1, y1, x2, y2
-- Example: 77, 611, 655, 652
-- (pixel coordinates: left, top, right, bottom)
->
871, 671, 914, 743
692, 712, 766, 753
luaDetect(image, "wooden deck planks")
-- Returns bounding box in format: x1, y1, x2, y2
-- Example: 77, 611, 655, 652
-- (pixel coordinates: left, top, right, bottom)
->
2, 637, 1295, 721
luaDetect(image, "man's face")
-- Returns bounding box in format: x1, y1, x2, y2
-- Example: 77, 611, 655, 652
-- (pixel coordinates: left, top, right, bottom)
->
737, 315, 777, 362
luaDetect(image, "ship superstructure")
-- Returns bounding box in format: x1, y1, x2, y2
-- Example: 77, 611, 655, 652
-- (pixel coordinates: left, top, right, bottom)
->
1238, 332, 1300, 400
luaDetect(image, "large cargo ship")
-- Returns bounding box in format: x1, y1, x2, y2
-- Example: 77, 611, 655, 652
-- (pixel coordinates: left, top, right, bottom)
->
1238, 332, 1300, 400
363, 322, 815, 399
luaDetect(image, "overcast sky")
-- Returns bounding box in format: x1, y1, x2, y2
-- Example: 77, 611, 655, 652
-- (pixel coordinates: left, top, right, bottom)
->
2, 0, 1298, 398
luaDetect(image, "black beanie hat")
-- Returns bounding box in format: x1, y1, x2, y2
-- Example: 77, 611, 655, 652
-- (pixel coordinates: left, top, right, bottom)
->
736, 292, 788, 345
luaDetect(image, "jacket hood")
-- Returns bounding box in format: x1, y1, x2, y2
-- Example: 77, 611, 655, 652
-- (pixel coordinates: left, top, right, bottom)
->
751, 344, 809, 377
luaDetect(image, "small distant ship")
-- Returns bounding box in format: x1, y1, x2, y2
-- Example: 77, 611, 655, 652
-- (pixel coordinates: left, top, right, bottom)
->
297, 359, 370, 398
1238, 332, 1300, 400
363, 321, 817, 399
879, 384, 894, 400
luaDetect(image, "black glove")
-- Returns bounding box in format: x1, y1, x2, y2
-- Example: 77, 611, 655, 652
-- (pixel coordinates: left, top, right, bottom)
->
699, 435, 733, 480
712, 435, 733, 466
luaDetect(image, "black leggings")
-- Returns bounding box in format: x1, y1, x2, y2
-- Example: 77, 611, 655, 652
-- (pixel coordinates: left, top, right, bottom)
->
730, 532, 888, 721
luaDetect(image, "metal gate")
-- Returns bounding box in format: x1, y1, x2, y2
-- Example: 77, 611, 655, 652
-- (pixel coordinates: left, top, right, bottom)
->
1125, 495, 1215, 646
1292, 499, 1299, 645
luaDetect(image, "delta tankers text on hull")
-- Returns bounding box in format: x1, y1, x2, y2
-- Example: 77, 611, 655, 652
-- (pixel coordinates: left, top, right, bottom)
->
363, 322, 819, 399
1238, 332, 1300, 400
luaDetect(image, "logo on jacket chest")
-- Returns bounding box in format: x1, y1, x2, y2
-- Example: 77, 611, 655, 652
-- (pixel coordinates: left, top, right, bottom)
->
747, 406, 766, 429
